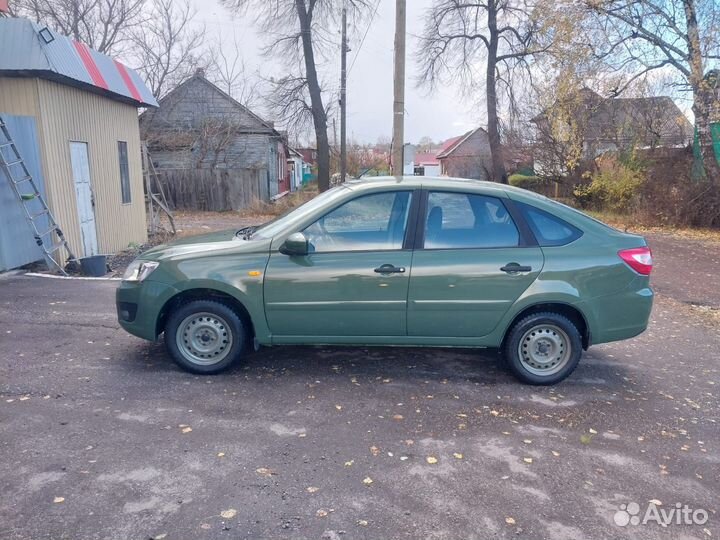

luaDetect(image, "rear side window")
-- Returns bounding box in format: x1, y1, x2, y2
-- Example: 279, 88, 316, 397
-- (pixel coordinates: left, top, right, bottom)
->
424, 192, 520, 249
517, 202, 582, 246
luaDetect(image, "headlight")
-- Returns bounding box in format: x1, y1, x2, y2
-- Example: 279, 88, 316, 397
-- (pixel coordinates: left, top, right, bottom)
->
122, 260, 160, 282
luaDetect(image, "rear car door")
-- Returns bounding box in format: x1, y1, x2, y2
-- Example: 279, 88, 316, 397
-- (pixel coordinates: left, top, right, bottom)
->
407, 190, 544, 338
264, 190, 415, 339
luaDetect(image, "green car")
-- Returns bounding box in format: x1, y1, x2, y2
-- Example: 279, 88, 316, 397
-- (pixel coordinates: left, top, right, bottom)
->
117, 177, 653, 385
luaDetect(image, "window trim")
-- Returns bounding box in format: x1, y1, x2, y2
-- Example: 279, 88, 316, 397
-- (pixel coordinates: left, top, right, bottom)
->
300, 189, 418, 255
415, 189, 538, 251
117, 140, 131, 205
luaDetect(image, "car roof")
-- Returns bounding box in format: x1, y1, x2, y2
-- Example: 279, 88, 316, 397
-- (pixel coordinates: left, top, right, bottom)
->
345, 175, 536, 199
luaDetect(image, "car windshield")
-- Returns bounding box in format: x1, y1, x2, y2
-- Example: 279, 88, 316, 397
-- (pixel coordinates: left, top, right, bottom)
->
251, 185, 350, 239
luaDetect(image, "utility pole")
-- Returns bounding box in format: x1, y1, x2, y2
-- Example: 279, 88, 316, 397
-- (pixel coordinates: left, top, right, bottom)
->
392, 0, 406, 176
340, 3, 348, 183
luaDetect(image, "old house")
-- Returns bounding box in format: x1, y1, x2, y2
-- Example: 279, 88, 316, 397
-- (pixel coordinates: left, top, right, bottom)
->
403, 143, 441, 176
287, 147, 309, 192
0, 18, 157, 271
140, 70, 286, 209
531, 88, 694, 174
436, 128, 493, 180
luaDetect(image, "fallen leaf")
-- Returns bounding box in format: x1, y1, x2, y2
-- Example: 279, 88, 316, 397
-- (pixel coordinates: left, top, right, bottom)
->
53, 496, 65, 503
580, 434, 593, 444
306, 486, 320, 493
392, 414, 404, 420
426, 456, 438, 464
523, 457, 533, 464
505, 517, 516, 525
453, 453, 463, 459
220, 509, 237, 519
362, 477, 373, 485
316, 509, 328, 518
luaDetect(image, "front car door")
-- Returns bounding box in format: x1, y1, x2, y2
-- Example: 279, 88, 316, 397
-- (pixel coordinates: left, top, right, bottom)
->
407, 189, 544, 339
264, 189, 416, 341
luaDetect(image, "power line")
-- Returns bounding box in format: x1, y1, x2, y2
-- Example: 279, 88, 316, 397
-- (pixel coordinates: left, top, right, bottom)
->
348, 0, 381, 74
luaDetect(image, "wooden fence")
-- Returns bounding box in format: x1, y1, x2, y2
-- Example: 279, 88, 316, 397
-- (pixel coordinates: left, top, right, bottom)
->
158, 168, 270, 211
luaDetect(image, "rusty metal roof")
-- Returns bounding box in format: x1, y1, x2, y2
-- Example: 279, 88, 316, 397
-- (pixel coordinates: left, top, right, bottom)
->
0, 18, 157, 108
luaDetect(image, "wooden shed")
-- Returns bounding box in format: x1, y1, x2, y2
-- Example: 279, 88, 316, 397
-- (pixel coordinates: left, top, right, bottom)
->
0, 18, 157, 270
140, 71, 286, 211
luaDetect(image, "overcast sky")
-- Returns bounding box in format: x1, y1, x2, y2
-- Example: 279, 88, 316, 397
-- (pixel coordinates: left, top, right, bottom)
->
191, 0, 481, 145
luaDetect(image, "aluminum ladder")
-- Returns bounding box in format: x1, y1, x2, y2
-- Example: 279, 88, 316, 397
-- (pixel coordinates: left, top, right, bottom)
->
0, 115, 76, 274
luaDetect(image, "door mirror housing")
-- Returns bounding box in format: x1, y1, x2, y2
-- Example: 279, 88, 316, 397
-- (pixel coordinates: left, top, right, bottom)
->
279, 232, 309, 256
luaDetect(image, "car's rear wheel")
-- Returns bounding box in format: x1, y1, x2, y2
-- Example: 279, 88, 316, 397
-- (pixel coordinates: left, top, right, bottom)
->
164, 299, 246, 374
503, 312, 582, 385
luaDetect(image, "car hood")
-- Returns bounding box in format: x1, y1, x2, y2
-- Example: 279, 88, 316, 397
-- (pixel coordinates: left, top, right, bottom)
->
140, 229, 271, 261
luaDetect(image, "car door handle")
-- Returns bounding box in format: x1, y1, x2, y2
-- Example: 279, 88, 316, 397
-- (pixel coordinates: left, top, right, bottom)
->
374, 264, 406, 274
500, 263, 532, 273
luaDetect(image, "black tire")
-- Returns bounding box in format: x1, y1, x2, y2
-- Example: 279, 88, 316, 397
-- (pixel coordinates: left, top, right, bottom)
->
503, 312, 582, 385
164, 299, 246, 374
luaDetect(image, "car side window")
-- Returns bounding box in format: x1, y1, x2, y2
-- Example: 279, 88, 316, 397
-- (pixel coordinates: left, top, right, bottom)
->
303, 191, 412, 252
424, 192, 520, 249
517, 202, 582, 246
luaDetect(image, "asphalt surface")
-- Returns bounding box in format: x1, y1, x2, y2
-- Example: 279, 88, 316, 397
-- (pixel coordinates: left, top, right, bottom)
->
0, 234, 718, 540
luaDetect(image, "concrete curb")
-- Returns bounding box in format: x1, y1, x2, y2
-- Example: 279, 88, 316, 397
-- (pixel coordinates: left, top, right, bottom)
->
24, 272, 122, 281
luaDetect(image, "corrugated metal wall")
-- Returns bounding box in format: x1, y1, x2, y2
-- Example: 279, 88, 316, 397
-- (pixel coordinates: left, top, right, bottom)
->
0, 77, 148, 265
0, 115, 50, 271
36, 78, 147, 259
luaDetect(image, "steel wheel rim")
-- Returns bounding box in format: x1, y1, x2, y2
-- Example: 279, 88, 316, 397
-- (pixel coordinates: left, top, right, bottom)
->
175, 312, 233, 366
518, 323, 572, 376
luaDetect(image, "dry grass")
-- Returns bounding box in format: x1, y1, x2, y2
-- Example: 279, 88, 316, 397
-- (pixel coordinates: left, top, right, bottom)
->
239, 186, 319, 218
586, 210, 720, 243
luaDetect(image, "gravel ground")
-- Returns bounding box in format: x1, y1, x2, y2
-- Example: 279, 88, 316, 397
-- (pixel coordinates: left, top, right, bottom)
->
0, 230, 718, 539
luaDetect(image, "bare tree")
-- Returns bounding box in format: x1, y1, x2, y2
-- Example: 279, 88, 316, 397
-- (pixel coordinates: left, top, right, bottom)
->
582, 0, 720, 182
207, 35, 261, 110
11, 0, 145, 54
418, 0, 562, 183
416, 136, 435, 152
128, 0, 206, 99
220, 0, 369, 192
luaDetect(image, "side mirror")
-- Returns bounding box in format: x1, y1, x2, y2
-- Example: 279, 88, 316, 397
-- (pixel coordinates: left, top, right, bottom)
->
279, 232, 309, 256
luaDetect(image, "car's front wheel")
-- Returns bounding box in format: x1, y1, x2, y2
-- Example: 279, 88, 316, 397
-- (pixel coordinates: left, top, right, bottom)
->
164, 299, 246, 374
503, 312, 582, 385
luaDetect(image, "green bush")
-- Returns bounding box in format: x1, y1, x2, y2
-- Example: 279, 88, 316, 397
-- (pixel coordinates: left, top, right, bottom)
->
573, 157, 645, 212
508, 174, 544, 190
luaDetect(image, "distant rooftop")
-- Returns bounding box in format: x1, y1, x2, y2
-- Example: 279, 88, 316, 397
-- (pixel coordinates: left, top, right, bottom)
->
0, 17, 157, 108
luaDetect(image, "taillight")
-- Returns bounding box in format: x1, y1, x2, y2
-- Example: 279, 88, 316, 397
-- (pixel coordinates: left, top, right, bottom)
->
618, 247, 653, 275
